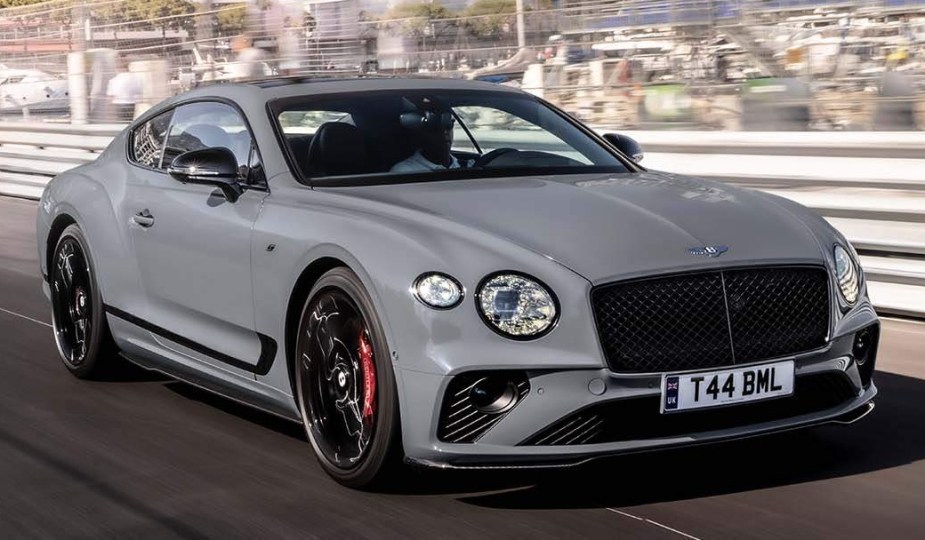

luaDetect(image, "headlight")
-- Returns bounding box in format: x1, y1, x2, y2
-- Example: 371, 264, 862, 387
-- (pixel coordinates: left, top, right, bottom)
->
413, 273, 463, 309
834, 245, 859, 304
477, 273, 558, 339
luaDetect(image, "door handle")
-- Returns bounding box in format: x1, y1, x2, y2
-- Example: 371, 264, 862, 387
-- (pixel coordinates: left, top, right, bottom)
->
131, 209, 155, 228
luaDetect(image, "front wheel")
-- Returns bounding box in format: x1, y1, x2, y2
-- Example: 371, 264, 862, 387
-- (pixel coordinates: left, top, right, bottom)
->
294, 267, 402, 488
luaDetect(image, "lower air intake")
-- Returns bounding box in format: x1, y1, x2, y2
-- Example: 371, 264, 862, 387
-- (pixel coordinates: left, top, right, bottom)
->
437, 371, 529, 444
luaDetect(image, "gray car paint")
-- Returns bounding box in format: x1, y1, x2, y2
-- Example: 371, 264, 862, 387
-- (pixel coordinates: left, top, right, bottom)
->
36, 78, 878, 467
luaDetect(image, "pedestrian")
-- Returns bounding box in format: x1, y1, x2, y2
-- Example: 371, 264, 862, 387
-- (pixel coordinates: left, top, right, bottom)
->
229, 35, 268, 80
106, 59, 142, 122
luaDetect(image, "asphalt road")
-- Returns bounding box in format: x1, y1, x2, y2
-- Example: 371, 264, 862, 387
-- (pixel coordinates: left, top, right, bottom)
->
2, 195, 924, 539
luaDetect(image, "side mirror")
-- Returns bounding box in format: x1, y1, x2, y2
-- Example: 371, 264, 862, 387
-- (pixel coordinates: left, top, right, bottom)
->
168, 147, 244, 203
602, 133, 644, 163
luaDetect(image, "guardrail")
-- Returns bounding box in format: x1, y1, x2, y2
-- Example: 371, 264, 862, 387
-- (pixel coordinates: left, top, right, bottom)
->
0, 123, 921, 318
0, 123, 120, 199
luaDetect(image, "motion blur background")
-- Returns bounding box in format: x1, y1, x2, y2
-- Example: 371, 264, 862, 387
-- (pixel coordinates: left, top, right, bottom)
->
0, 0, 922, 318
0, 0, 921, 129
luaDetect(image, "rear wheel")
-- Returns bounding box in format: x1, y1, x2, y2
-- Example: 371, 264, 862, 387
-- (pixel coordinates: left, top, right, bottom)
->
295, 267, 402, 488
50, 225, 117, 379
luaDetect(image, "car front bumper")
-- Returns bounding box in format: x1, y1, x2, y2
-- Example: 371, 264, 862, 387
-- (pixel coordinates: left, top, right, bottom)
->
398, 320, 879, 469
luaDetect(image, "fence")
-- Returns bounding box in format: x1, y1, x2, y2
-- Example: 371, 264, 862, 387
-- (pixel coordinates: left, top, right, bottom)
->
0, 0, 923, 119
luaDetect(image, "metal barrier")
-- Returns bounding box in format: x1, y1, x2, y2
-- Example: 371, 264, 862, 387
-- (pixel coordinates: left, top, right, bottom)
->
0, 123, 120, 199
0, 123, 921, 318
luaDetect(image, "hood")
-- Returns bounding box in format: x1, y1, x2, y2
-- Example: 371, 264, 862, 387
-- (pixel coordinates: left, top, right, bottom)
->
343, 172, 828, 283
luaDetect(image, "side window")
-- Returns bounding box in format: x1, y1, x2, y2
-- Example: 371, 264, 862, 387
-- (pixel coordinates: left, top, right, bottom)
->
161, 102, 254, 173
130, 110, 173, 169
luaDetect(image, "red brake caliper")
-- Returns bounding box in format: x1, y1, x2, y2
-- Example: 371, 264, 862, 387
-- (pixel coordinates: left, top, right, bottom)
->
358, 331, 377, 419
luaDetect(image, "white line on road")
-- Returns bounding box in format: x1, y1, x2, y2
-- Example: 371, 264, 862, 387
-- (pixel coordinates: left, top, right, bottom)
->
0, 306, 52, 328
606, 507, 703, 540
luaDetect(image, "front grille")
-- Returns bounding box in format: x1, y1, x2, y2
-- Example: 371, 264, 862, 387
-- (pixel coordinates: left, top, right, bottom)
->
592, 266, 830, 373
521, 372, 858, 446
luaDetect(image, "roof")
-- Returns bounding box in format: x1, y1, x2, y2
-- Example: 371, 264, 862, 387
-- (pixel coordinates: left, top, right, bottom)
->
178, 75, 525, 103
132, 76, 528, 128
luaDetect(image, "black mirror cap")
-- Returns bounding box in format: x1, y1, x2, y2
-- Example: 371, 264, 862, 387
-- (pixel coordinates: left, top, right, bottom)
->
168, 147, 243, 202
602, 133, 644, 163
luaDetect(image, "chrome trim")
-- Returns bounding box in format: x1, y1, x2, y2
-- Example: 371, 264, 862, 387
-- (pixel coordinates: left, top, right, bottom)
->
831, 401, 874, 425
167, 166, 226, 177
719, 271, 737, 364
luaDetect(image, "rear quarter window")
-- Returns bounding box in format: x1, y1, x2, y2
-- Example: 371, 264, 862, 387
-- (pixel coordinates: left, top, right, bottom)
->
130, 110, 173, 169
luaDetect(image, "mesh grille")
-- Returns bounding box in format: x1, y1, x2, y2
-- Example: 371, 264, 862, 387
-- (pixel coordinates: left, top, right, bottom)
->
592, 266, 830, 373
521, 372, 857, 446
725, 268, 831, 362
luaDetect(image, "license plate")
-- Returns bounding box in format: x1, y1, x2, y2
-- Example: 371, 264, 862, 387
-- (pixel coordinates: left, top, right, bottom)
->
661, 360, 795, 413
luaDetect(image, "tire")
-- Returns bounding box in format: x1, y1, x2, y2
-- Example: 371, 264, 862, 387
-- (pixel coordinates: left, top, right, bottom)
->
49, 224, 118, 379
294, 267, 402, 488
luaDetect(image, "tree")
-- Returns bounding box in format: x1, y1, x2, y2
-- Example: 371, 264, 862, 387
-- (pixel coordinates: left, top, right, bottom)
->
462, 0, 515, 39
93, 0, 196, 33
0, 0, 47, 7
213, 3, 246, 37
382, 2, 453, 40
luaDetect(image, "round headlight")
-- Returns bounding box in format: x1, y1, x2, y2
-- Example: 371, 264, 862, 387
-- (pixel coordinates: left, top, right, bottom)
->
413, 273, 463, 309
834, 245, 859, 304
477, 273, 558, 339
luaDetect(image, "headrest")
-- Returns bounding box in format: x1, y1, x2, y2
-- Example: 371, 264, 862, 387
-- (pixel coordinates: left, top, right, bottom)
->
306, 122, 369, 177
400, 95, 454, 132
183, 124, 232, 151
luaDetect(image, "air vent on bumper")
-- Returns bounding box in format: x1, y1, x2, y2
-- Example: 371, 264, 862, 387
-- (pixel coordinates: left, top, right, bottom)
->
437, 371, 529, 443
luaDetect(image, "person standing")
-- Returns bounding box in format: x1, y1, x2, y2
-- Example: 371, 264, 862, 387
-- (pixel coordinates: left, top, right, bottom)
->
229, 35, 268, 80
106, 60, 142, 122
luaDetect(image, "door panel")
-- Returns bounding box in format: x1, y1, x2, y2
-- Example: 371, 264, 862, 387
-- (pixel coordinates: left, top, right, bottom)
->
123, 101, 267, 374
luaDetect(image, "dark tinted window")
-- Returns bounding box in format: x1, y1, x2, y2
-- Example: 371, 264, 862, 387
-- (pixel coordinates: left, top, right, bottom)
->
130, 110, 172, 168
274, 91, 630, 183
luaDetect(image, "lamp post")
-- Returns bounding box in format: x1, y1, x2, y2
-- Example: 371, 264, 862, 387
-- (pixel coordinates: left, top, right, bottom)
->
515, 0, 525, 49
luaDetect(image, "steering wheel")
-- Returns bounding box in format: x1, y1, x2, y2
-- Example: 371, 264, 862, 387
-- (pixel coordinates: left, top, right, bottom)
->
473, 147, 518, 168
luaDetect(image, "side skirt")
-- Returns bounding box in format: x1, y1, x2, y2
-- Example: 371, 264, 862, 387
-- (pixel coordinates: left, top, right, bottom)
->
121, 351, 302, 424
104, 305, 277, 375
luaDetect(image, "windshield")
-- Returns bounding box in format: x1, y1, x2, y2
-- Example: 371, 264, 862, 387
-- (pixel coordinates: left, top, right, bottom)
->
273, 90, 631, 184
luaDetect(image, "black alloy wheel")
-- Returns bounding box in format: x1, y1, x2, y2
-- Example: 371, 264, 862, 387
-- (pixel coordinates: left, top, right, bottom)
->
295, 267, 401, 488
50, 225, 116, 378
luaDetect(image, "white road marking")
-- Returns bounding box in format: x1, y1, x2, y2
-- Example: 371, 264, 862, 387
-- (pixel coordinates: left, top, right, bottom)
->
0, 306, 52, 328
606, 508, 643, 521
606, 507, 703, 540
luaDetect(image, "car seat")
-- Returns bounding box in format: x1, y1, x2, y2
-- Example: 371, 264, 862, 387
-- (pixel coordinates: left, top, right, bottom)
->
305, 122, 371, 177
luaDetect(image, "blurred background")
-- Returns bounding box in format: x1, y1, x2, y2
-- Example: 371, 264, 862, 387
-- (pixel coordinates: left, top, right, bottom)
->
0, 1, 922, 317
0, 0, 921, 129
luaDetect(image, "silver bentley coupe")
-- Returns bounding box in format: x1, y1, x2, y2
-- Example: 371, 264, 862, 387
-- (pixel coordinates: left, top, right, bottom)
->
36, 77, 879, 488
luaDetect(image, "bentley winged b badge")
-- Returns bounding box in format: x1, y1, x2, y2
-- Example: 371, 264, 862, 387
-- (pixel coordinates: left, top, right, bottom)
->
689, 245, 729, 257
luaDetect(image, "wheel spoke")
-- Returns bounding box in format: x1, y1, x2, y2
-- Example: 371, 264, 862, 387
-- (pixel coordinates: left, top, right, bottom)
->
298, 290, 377, 470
